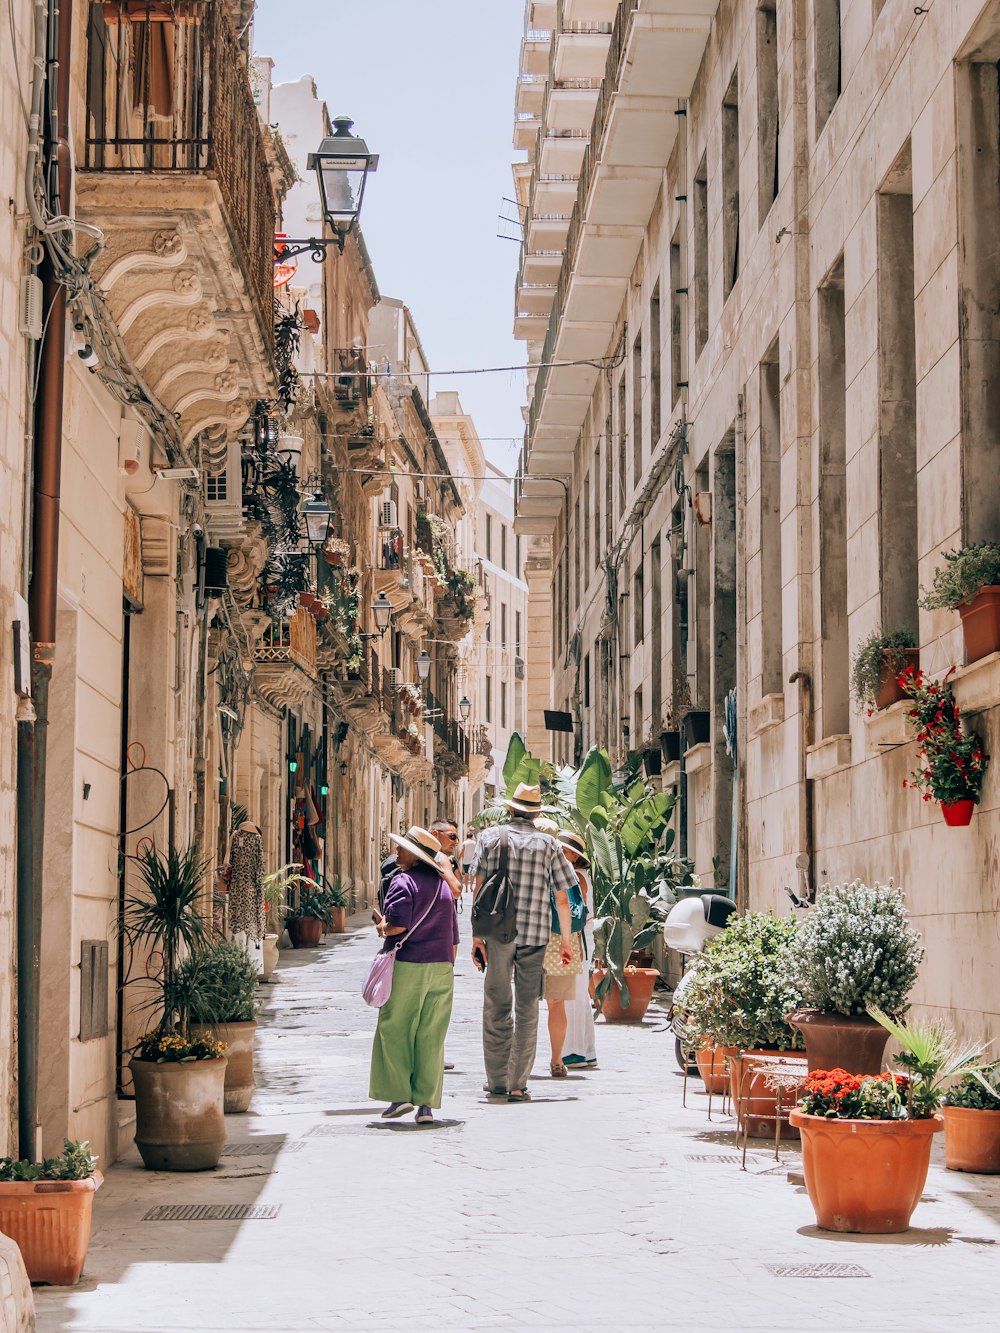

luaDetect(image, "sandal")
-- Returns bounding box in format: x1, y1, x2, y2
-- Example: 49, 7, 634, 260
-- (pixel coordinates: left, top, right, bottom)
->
507, 1089, 531, 1103
550, 1061, 568, 1078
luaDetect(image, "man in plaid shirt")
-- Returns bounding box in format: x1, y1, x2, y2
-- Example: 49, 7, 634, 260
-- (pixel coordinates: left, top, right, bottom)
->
470, 784, 575, 1102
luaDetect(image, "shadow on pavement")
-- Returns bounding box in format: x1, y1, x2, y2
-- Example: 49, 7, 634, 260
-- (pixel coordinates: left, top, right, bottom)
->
797, 1224, 956, 1248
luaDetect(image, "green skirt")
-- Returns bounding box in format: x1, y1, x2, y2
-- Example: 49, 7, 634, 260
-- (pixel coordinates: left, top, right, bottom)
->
369, 960, 455, 1108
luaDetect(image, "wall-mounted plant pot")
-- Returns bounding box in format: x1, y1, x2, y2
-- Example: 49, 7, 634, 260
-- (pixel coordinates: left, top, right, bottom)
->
959, 586, 1000, 663
941, 800, 975, 827
682, 710, 711, 746
875, 648, 920, 709
643, 748, 662, 776
661, 730, 681, 762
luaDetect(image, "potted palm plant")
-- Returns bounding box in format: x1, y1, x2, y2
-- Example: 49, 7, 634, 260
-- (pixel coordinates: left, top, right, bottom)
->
850, 628, 918, 713
943, 1062, 1000, 1174
0, 1141, 101, 1285
261, 863, 312, 977
177, 940, 260, 1113
790, 880, 923, 1073
123, 842, 228, 1171
901, 668, 989, 825
684, 911, 803, 1135
920, 542, 1000, 662
791, 1008, 988, 1232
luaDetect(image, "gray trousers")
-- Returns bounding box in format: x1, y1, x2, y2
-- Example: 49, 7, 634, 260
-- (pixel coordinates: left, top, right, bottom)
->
482, 939, 546, 1094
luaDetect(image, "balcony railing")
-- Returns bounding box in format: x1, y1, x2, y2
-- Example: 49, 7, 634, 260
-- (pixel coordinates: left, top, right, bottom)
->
255, 609, 317, 676
425, 691, 471, 766
83, 0, 275, 348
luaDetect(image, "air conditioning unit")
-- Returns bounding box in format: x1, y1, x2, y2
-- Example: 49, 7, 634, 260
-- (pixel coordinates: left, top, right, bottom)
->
387, 667, 404, 691
379, 500, 398, 527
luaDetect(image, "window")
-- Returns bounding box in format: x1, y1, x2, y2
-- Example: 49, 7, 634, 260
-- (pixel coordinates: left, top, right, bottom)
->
633, 564, 644, 645
605, 402, 614, 547
583, 471, 591, 583
485, 512, 492, 562
500, 523, 507, 571
633, 687, 643, 741
592, 443, 601, 570
818, 257, 848, 736
515, 535, 522, 578
584, 652, 591, 709
650, 282, 661, 447
759, 340, 783, 696
722, 67, 740, 299
515, 609, 522, 655
650, 538, 662, 732
573, 498, 581, 611
693, 153, 709, 357
757, 3, 779, 224
670, 230, 684, 409
501, 681, 507, 729
815, 0, 841, 137
501, 601, 508, 649
617, 374, 627, 517
632, 332, 643, 486
486, 674, 493, 722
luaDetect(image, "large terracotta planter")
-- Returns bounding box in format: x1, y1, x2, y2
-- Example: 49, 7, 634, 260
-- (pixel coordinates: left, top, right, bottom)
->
789, 1009, 890, 1075
287, 915, 323, 948
959, 586, 1000, 663
591, 967, 658, 1024
941, 800, 975, 827
696, 1042, 737, 1095
790, 1109, 942, 1233
943, 1105, 1000, 1173
261, 933, 279, 982
329, 906, 347, 933
0, 1172, 102, 1285
191, 1021, 256, 1113
729, 1049, 800, 1140
874, 648, 920, 709
129, 1057, 227, 1171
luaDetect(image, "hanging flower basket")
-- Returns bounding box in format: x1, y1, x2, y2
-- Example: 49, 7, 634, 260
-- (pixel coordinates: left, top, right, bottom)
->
900, 668, 988, 824
941, 800, 975, 827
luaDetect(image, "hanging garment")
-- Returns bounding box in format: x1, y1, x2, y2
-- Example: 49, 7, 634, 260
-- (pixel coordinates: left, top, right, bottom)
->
229, 824, 264, 942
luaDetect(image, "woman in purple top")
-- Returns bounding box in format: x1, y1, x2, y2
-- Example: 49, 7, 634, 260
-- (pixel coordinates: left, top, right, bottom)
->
370, 826, 459, 1124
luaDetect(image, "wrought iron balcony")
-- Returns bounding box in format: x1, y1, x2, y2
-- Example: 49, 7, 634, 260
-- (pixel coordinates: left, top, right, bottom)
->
253, 610, 317, 708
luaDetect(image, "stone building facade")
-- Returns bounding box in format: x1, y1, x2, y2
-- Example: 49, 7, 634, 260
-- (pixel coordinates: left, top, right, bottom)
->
513, 0, 1000, 1036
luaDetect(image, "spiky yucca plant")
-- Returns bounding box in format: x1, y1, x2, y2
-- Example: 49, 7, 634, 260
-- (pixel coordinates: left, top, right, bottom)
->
868, 1005, 990, 1119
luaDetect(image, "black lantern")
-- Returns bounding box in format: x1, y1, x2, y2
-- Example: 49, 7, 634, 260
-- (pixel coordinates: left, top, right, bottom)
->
459, 695, 471, 722
301, 490, 334, 549
309, 117, 379, 252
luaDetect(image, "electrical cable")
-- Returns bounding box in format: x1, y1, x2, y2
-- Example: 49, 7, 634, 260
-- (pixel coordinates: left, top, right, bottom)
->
301, 348, 627, 379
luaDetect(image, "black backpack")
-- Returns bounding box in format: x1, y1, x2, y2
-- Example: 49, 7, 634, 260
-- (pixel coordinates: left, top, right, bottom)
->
471, 827, 517, 944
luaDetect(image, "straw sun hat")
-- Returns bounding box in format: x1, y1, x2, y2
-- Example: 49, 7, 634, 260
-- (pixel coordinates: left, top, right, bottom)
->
557, 829, 591, 869
387, 826, 443, 872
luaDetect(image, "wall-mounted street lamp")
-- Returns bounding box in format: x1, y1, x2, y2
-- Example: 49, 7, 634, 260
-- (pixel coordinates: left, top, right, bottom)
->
359, 594, 393, 640
300, 490, 334, 549
416, 650, 431, 682
275, 117, 379, 264
459, 695, 471, 722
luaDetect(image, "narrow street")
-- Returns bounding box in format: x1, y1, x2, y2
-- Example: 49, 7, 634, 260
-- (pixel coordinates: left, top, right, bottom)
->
33, 917, 1000, 1333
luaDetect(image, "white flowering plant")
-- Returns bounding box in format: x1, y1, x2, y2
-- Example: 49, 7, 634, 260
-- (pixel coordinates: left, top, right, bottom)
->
793, 880, 923, 1018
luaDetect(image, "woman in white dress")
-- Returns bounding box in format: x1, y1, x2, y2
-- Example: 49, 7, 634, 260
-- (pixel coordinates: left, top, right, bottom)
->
557, 831, 598, 1069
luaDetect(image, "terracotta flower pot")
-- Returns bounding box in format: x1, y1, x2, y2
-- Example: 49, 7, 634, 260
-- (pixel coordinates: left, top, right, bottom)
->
591, 967, 658, 1024
261, 933, 279, 982
943, 1105, 1000, 1173
789, 1009, 890, 1075
191, 1021, 256, 1114
874, 648, 920, 709
959, 586, 1000, 663
329, 906, 347, 933
0, 1172, 102, 1285
695, 1042, 736, 1095
129, 1057, 227, 1171
729, 1049, 800, 1140
287, 915, 324, 947
941, 799, 975, 827
790, 1109, 942, 1233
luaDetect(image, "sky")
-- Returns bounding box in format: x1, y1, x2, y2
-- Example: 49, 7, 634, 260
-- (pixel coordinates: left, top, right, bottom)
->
253, 0, 527, 477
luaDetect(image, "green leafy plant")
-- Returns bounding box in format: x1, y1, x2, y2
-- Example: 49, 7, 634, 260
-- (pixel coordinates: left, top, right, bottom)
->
123, 842, 211, 1039
901, 668, 988, 806
0, 1140, 97, 1182
589, 822, 676, 1009
946, 1061, 1000, 1110
850, 627, 916, 713
262, 863, 312, 917
919, 542, 1000, 612
868, 1005, 990, 1119
793, 880, 923, 1018
323, 877, 349, 910
285, 883, 335, 923
684, 912, 804, 1051
173, 940, 260, 1026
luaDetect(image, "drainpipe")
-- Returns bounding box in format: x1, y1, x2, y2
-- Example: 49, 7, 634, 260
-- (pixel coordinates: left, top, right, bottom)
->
788, 670, 815, 902
17, 0, 74, 1160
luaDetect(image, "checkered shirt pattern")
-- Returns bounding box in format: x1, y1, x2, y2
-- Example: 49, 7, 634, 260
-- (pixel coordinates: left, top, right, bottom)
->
470, 818, 579, 947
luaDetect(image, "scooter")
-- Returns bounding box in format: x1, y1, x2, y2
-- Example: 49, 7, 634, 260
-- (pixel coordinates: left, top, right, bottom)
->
664, 894, 738, 1072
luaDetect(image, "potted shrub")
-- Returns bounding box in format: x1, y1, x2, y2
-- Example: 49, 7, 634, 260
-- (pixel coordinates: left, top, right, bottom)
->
850, 628, 918, 713
684, 911, 803, 1135
790, 880, 923, 1073
920, 542, 1000, 662
285, 884, 328, 947
943, 1061, 1000, 1174
324, 877, 349, 932
901, 668, 989, 825
791, 1008, 988, 1232
177, 940, 260, 1113
123, 842, 228, 1171
0, 1140, 101, 1285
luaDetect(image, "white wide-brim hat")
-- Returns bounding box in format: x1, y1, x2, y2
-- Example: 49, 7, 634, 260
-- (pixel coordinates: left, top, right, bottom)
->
387, 826, 442, 873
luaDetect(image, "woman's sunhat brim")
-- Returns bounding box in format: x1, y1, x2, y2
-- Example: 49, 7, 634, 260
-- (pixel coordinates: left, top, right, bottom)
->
387, 832, 442, 873
557, 830, 591, 867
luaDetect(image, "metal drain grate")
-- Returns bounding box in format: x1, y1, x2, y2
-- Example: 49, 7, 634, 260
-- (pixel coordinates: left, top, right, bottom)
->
221, 1141, 303, 1157
143, 1203, 281, 1222
765, 1263, 870, 1279
686, 1154, 743, 1164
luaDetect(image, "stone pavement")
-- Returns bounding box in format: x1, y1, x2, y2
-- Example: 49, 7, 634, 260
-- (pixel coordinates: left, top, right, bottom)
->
33, 911, 1000, 1333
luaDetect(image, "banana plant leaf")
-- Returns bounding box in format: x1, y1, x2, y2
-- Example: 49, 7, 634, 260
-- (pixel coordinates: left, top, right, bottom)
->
575, 747, 613, 819
502, 733, 527, 795
620, 789, 676, 856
